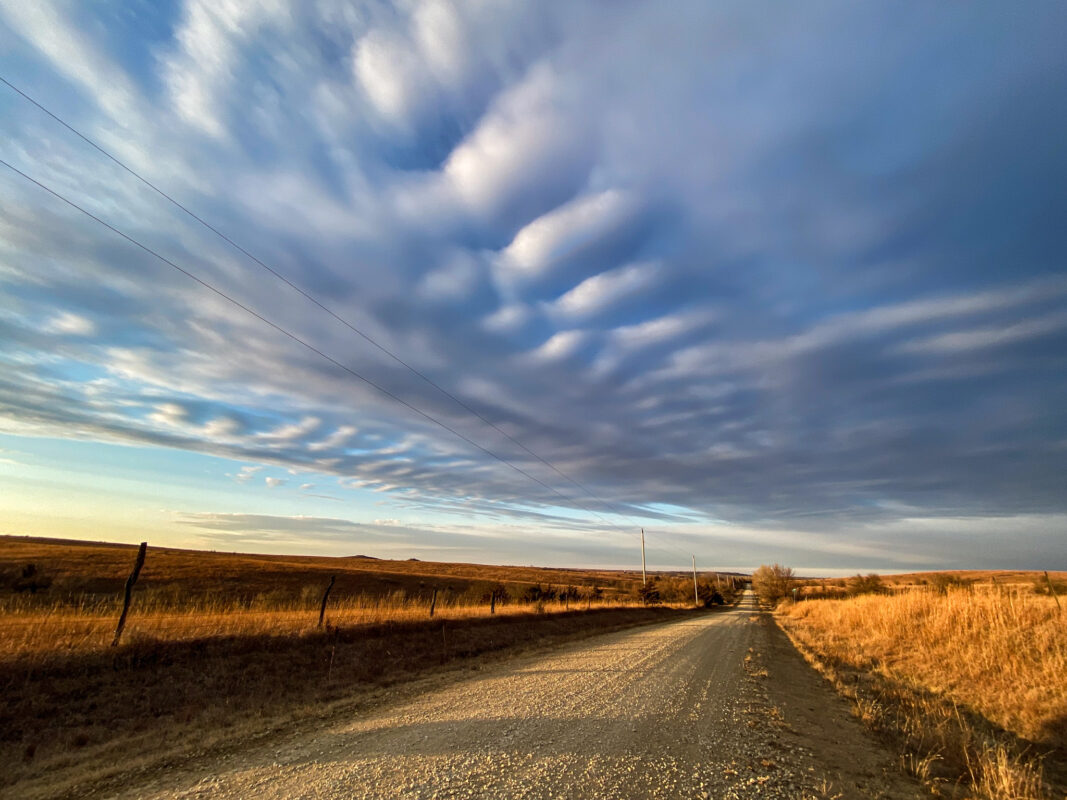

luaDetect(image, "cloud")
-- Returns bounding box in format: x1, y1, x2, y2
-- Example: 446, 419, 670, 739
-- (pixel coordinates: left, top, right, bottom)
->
265, 476, 287, 488
149, 403, 188, 427
161, 0, 292, 140
549, 261, 659, 318
442, 62, 594, 228
233, 466, 262, 484
308, 425, 358, 452
258, 417, 321, 442
526, 330, 587, 362
894, 310, 1067, 355
0, 0, 139, 119
43, 311, 96, 336
354, 28, 429, 126
482, 303, 529, 333
500, 189, 638, 279
1, 1, 1066, 570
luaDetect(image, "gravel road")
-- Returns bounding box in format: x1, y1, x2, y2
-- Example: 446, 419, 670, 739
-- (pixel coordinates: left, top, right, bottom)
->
118, 593, 924, 800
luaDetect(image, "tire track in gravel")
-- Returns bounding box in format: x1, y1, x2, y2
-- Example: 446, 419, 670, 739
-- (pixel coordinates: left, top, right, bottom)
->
118, 593, 926, 800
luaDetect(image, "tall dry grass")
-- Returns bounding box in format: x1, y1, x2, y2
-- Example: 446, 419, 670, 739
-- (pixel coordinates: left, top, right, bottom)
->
2, 603, 695, 800
779, 588, 1066, 799
0, 592, 644, 668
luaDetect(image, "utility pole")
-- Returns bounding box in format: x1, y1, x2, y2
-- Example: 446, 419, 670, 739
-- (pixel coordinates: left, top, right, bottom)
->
640, 528, 647, 586
692, 555, 699, 606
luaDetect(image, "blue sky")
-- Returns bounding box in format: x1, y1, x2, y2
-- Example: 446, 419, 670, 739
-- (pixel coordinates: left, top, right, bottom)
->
0, 1, 1065, 574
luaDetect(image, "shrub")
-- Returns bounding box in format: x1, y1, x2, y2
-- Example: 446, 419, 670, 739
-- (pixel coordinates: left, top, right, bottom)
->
637, 579, 661, 605
522, 584, 557, 603
847, 573, 886, 596
929, 573, 973, 595
560, 585, 581, 603
480, 583, 510, 606
752, 563, 795, 606
696, 579, 729, 607
11, 564, 52, 594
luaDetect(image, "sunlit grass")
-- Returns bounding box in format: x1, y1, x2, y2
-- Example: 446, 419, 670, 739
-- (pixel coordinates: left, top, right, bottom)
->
0, 592, 647, 666
780, 587, 1065, 799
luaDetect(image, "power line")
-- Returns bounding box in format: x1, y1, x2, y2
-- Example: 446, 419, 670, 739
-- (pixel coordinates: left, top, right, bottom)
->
0, 75, 643, 528
2, 78, 702, 562
1, 157, 631, 527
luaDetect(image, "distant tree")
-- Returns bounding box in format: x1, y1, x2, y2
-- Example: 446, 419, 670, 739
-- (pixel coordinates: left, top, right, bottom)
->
637, 578, 662, 605
522, 584, 558, 603
752, 563, 795, 606
696, 580, 724, 607
847, 573, 886, 596
561, 585, 581, 603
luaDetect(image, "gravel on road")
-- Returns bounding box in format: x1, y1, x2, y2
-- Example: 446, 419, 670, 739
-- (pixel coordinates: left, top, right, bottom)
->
114, 593, 925, 800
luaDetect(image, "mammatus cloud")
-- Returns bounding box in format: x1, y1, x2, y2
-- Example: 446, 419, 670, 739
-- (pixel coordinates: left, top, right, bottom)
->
0, 1, 1065, 569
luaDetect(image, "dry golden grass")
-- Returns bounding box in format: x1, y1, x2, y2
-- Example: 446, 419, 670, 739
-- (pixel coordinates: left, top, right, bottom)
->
878, 570, 1067, 589
0, 535, 734, 668
779, 588, 1066, 799
3, 605, 694, 800
0, 593, 644, 668
796, 570, 1067, 601
1, 535, 738, 798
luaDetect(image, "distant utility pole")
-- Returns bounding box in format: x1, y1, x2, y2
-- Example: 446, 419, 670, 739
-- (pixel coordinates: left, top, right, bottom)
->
692, 555, 699, 606
640, 528, 647, 586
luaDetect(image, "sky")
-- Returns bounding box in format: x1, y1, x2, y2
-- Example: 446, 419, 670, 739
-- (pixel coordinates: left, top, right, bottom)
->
0, 1, 1065, 575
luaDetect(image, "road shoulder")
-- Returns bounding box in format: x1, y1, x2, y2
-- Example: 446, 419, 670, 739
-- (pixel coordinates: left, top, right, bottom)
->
747, 611, 928, 799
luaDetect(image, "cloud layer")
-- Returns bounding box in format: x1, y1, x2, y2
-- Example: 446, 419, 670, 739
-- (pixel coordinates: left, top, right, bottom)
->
1, 1, 1066, 567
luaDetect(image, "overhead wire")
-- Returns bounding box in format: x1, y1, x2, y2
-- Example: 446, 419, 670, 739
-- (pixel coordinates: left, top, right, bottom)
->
0, 75, 645, 529
1, 75, 702, 563
0, 156, 649, 548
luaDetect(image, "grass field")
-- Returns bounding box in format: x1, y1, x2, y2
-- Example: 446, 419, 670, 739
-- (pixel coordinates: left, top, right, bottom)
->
0, 535, 741, 798
0, 534, 644, 608
778, 585, 1066, 800
0, 535, 740, 662
793, 569, 1067, 601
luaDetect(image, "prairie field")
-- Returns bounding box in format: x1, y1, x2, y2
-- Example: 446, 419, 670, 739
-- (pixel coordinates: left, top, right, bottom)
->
0, 535, 738, 798
0, 535, 737, 664
0, 534, 644, 608
779, 585, 1066, 799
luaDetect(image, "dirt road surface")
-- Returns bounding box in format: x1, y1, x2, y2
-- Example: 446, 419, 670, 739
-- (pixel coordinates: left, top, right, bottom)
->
111, 593, 924, 800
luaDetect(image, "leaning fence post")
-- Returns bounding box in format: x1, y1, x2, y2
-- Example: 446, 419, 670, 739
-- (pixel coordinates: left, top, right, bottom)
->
429, 588, 438, 617
1046, 572, 1062, 611
490, 593, 496, 615
111, 542, 147, 647
318, 575, 336, 627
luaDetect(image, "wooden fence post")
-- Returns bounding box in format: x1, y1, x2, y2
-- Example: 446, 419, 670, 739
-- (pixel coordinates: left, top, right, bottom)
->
111, 542, 147, 647
318, 575, 336, 627
429, 588, 437, 617
490, 593, 495, 615
1046, 572, 1062, 611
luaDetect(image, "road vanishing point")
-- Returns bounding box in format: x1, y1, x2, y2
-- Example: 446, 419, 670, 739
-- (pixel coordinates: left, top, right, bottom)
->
114, 592, 925, 800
